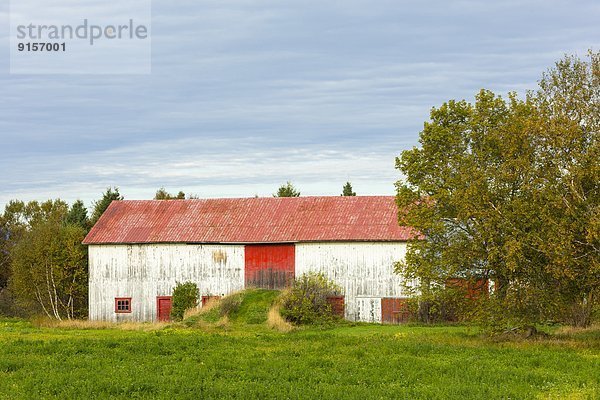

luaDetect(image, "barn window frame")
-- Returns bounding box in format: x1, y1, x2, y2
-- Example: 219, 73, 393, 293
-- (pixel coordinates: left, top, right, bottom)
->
114, 297, 132, 313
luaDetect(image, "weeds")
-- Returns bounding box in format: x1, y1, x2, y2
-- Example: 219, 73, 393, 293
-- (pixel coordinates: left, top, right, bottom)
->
267, 304, 294, 333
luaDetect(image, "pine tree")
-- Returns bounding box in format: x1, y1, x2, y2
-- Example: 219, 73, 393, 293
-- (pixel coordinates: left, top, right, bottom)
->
341, 182, 356, 196
274, 181, 300, 197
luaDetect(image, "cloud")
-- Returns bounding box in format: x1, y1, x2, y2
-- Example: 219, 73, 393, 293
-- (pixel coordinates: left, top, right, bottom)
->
0, 0, 598, 209
0, 136, 402, 208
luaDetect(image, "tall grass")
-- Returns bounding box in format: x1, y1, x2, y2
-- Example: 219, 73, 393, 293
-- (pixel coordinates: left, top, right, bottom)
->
267, 304, 294, 332
31, 317, 169, 331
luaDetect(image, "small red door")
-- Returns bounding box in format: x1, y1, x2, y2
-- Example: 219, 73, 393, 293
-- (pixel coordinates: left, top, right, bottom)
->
381, 298, 411, 324
157, 296, 172, 322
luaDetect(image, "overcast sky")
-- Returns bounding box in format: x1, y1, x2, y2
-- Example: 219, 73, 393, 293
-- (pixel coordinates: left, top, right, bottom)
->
0, 0, 598, 210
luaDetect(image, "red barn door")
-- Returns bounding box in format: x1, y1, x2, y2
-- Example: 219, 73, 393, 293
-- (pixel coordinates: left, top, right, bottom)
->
381, 298, 410, 324
245, 244, 295, 289
157, 296, 172, 322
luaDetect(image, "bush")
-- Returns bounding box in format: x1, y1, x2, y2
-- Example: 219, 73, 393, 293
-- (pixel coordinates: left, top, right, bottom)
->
171, 281, 199, 321
280, 272, 342, 325
409, 286, 472, 324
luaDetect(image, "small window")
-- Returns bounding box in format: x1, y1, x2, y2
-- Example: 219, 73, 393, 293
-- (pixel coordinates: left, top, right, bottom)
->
115, 297, 132, 313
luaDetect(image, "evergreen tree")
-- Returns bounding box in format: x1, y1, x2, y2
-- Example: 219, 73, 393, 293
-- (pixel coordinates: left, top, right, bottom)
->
341, 182, 356, 196
154, 188, 186, 200
274, 181, 300, 197
90, 187, 123, 226
66, 200, 90, 230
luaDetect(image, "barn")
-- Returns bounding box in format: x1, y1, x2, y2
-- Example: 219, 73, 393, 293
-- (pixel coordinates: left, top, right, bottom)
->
83, 196, 415, 323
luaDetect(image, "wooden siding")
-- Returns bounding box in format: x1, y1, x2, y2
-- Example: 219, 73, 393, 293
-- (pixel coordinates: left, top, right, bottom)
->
355, 297, 383, 323
326, 296, 345, 318
381, 298, 411, 324
295, 242, 410, 322
88, 244, 244, 322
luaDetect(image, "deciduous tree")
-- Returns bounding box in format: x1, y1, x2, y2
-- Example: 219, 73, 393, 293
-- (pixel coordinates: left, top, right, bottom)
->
8, 199, 88, 319
395, 51, 599, 328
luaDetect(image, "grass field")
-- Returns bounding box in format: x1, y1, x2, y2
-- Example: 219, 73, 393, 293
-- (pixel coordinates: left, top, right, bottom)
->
0, 290, 598, 399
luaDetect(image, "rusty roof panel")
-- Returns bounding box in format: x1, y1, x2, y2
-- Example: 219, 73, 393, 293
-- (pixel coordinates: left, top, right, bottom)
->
83, 196, 414, 244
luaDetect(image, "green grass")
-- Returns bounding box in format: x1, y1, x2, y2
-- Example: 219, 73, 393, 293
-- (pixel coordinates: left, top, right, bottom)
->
0, 305, 599, 399
183, 289, 280, 326
229, 289, 280, 324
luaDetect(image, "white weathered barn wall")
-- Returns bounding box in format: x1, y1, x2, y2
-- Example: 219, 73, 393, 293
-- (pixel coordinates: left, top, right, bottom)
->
89, 241, 411, 323
88, 244, 244, 322
295, 242, 409, 322
355, 297, 383, 323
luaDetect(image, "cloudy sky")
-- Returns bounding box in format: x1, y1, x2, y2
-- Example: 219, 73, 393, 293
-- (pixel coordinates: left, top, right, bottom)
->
0, 0, 598, 210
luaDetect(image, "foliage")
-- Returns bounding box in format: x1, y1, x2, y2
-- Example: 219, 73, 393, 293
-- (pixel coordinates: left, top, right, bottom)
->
0, 288, 29, 318
274, 181, 300, 197
280, 272, 342, 325
1, 200, 66, 311
65, 200, 90, 230
90, 187, 123, 226
0, 223, 11, 290
405, 285, 471, 324
10, 203, 88, 320
0, 320, 599, 399
341, 182, 356, 196
170, 281, 199, 321
395, 51, 599, 329
154, 187, 186, 200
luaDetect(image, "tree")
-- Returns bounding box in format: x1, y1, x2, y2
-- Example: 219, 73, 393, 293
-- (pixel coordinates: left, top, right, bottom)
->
170, 281, 199, 321
154, 187, 186, 200
66, 200, 90, 230
90, 187, 123, 226
7, 199, 88, 319
395, 51, 599, 329
274, 181, 300, 197
0, 224, 10, 291
0, 201, 31, 315
531, 51, 600, 326
341, 182, 356, 196
1, 199, 70, 290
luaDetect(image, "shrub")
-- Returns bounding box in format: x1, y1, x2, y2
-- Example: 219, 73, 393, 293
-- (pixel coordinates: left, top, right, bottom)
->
171, 281, 199, 321
280, 272, 342, 325
415, 287, 472, 323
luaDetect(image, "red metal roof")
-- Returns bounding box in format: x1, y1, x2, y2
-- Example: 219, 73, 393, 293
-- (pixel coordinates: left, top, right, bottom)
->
83, 196, 414, 244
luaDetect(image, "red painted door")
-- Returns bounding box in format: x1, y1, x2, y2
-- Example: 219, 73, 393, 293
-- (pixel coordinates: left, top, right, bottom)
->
157, 296, 172, 322
381, 298, 410, 324
245, 244, 295, 289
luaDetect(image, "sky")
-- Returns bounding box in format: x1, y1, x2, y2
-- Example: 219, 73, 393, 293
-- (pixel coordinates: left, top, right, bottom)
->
0, 0, 598, 211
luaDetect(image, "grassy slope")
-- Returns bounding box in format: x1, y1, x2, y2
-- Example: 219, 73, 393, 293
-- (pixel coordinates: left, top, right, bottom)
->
229, 289, 280, 324
0, 293, 598, 399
